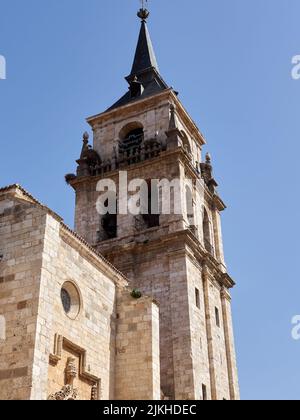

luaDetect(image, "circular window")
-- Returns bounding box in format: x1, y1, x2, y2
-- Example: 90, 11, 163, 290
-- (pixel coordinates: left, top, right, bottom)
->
61, 288, 71, 313
60, 282, 81, 320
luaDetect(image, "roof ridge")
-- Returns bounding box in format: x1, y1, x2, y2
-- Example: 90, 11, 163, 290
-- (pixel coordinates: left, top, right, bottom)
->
1, 183, 45, 206
0, 183, 63, 221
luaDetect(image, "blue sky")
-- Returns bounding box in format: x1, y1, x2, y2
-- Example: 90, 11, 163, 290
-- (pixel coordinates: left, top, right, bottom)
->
1, 0, 300, 400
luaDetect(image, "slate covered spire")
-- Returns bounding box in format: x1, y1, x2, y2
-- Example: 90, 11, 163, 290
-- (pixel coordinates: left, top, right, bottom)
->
129, 9, 160, 77
107, 6, 169, 112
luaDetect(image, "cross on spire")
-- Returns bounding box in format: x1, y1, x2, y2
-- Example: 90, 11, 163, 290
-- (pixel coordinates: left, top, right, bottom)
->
140, 0, 147, 9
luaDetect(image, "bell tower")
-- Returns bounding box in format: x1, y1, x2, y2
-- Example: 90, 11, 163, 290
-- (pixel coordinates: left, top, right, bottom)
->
67, 5, 240, 400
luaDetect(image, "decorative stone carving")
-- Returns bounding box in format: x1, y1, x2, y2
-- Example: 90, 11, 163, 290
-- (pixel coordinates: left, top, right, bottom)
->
48, 384, 78, 401
91, 384, 98, 401
48, 358, 79, 400
49, 334, 101, 400
76, 132, 102, 178
200, 153, 218, 194
65, 357, 77, 385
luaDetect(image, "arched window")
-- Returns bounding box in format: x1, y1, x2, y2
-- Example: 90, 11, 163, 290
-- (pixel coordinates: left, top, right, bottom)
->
203, 207, 213, 254
119, 122, 144, 165
97, 198, 117, 241
142, 180, 160, 228
122, 127, 144, 148
119, 122, 144, 140
181, 131, 192, 156
102, 211, 117, 239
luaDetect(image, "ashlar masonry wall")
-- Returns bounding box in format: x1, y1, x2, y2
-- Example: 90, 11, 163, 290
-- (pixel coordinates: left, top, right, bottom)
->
31, 212, 123, 400
0, 191, 48, 400
0, 187, 161, 401
115, 291, 160, 400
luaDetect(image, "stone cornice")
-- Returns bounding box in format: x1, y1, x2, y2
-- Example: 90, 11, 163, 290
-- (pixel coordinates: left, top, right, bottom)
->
170, 91, 206, 147
101, 228, 235, 289
69, 147, 227, 213
221, 286, 232, 302
86, 90, 205, 147
68, 148, 184, 190
202, 257, 235, 290
213, 194, 227, 212
170, 231, 236, 289
183, 231, 235, 288
202, 183, 227, 212
86, 89, 173, 125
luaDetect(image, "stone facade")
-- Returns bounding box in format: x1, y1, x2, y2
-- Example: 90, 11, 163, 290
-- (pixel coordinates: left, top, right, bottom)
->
0, 8, 240, 401
0, 186, 160, 400
69, 89, 240, 400
0, 84, 240, 404
115, 292, 160, 400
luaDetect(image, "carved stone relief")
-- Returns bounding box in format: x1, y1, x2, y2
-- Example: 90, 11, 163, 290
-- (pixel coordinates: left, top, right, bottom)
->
48, 334, 101, 401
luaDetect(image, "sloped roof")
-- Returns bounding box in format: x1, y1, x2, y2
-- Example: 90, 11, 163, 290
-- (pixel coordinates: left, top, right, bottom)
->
107, 12, 169, 112
0, 184, 128, 286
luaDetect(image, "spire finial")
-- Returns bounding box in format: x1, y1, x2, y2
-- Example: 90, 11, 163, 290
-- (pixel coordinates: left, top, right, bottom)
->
137, 0, 150, 21
205, 153, 212, 164
83, 131, 89, 144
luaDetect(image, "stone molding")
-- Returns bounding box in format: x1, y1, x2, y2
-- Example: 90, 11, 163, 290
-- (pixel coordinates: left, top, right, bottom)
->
101, 229, 235, 290
86, 90, 205, 147
49, 334, 101, 400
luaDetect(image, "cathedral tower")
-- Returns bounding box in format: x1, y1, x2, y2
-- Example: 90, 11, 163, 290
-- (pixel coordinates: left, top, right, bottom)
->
68, 6, 240, 400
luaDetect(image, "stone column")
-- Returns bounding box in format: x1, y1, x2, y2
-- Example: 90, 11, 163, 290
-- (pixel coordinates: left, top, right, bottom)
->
211, 207, 226, 269
169, 250, 195, 400
220, 287, 240, 400
202, 265, 217, 400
